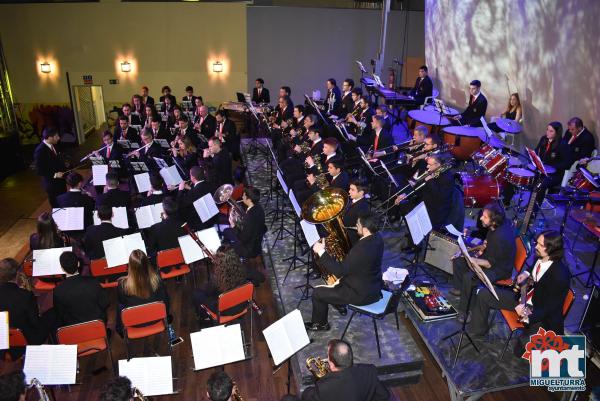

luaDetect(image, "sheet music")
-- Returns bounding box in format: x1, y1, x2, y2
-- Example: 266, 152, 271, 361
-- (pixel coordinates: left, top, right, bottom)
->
177, 227, 221, 264
155, 139, 170, 149
119, 356, 173, 397
135, 203, 164, 229
103, 232, 147, 268
109, 160, 121, 169
276, 169, 289, 194
24, 345, 77, 385
457, 236, 499, 301
160, 165, 183, 186
117, 140, 131, 149
480, 117, 495, 140
32, 247, 72, 276
405, 202, 432, 246
134, 173, 151, 193
52, 207, 84, 231
445, 224, 463, 238
89, 156, 105, 165
263, 309, 310, 366
0, 311, 8, 350
153, 157, 169, 169
193, 193, 219, 223
131, 162, 148, 172
289, 190, 301, 217
93, 207, 129, 229
300, 220, 321, 247
190, 324, 246, 370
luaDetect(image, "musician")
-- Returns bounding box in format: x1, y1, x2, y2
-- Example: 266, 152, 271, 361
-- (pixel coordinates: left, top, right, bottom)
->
453, 80, 487, 127
273, 96, 294, 127
141, 85, 154, 106
147, 198, 186, 257
139, 173, 166, 206
130, 129, 164, 170
203, 137, 233, 188
325, 78, 342, 117
206, 371, 237, 401
169, 106, 183, 130
489, 93, 523, 133
34, 127, 66, 207
100, 376, 134, 401
193, 96, 204, 109
96, 172, 130, 209
305, 212, 384, 331
341, 79, 355, 117
290, 339, 390, 401
161, 96, 176, 123
305, 137, 340, 175
450, 202, 516, 319
150, 118, 171, 142
171, 136, 199, 175
215, 110, 240, 161
279, 86, 293, 107
182, 85, 201, 107
370, 115, 394, 160
30, 212, 68, 251
144, 104, 159, 129
57, 172, 95, 229
300, 160, 349, 205
396, 126, 431, 181
468, 230, 570, 354
375, 104, 392, 132
344, 180, 369, 245
176, 114, 200, 148
83, 205, 128, 259
121, 103, 142, 127
95, 131, 124, 163
177, 166, 212, 230
563, 116, 596, 164
347, 95, 374, 147
159, 85, 177, 105
53, 251, 109, 327
195, 105, 217, 142
409, 65, 433, 105
132, 94, 145, 115
252, 78, 270, 104
114, 115, 140, 144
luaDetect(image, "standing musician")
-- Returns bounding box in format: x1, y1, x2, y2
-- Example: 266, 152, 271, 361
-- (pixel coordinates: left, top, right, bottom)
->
252, 78, 270, 104
324, 78, 343, 117
305, 212, 384, 331
194, 106, 217, 143
203, 137, 233, 188
563, 116, 596, 164
450, 202, 516, 321
409, 65, 433, 105
452, 80, 487, 127
215, 110, 240, 161
141, 85, 154, 106
114, 115, 140, 144
468, 230, 570, 355
343, 180, 370, 245
340, 79, 355, 117
34, 127, 67, 207
177, 166, 212, 230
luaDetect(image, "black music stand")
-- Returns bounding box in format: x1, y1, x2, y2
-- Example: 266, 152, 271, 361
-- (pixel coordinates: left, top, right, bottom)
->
245, 101, 269, 158
295, 221, 321, 307
402, 202, 435, 282
282, 191, 309, 283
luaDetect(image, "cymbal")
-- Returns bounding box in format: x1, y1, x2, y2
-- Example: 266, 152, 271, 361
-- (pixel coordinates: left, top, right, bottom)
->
486, 135, 506, 149
442, 126, 484, 137
527, 163, 557, 175
495, 118, 522, 134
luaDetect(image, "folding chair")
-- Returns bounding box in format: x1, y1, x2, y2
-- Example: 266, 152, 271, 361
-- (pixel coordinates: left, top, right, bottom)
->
22, 259, 63, 291
56, 319, 114, 373
156, 247, 192, 283
1, 328, 27, 362
90, 258, 128, 289
121, 301, 171, 360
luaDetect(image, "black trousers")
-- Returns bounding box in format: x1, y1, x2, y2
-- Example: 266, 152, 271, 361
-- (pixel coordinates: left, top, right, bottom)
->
311, 286, 380, 324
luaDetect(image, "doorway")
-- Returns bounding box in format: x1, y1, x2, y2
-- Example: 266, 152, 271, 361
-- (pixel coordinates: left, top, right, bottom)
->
72, 85, 106, 144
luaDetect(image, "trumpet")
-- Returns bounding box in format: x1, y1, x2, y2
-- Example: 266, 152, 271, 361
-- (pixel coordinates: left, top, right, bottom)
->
306, 356, 329, 380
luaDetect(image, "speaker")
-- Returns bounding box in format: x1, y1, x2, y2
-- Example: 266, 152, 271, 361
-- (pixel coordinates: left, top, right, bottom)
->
424, 231, 458, 275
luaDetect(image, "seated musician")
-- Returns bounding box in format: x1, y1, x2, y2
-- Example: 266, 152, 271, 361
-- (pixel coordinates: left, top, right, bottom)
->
140, 173, 166, 206
195, 106, 217, 143
147, 198, 186, 258
30, 212, 68, 251
193, 96, 204, 110
203, 137, 233, 188
96, 172, 130, 210
305, 212, 384, 331
149, 118, 171, 142
346, 95, 374, 148
206, 372, 239, 401
279, 86, 293, 108
182, 85, 201, 106
369, 115, 394, 160
121, 103, 142, 127
489, 93, 522, 133
84, 205, 128, 260
144, 104, 158, 129
215, 110, 240, 162
171, 136, 198, 176
131, 94, 145, 117
452, 80, 488, 127
294, 137, 342, 197
129, 129, 164, 170
277, 105, 306, 161
95, 130, 124, 163
325, 78, 342, 117
450, 202, 516, 322
341, 78, 355, 117
0, 371, 27, 401
176, 114, 200, 148
299, 160, 350, 205
57, 172, 95, 229
375, 104, 392, 132
100, 376, 133, 401
114, 115, 140, 144
252, 78, 270, 104
159, 85, 177, 105
177, 166, 212, 230
141, 85, 154, 106
282, 126, 324, 186
409, 65, 433, 105
223, 187, 267, 259
168, 106, 183, 130
468, 230, 570, 355
563, 116, 596, 165
344, 179, 370, 245
271, 96, 293, 149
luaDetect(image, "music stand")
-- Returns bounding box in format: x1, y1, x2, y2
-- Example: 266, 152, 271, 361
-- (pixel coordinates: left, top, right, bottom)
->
402, 202, 435, 280
245, 101, 269, 158
379, 159, 400, 230
282, 190, 309, 282
304, 94, 328, 125
295, 220, 321, 307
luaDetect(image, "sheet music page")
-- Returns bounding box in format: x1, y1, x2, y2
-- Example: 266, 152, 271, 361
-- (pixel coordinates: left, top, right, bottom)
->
109, 160, 120, 168
135, 206, 154, 229
150, 203, 164, 222
263, 309, 309, 366
103, 233, 146, 268
276, 169, 289, 194
124, 232, 147, 257
160, 165, 183, 186
405, 204, 424, 246
117, 140, 131, 149
190, 324, 246, 370
52, 208, 84, 231
118, 356, 173, 397
92, 164, 108, 186
417, 202, 433, 237
32, 247, 72, 276
0, 311, 8, 350
134, 173, 151, 193
457, 237, 499, 301
178, 235, 204, 264
289, 190, 301, 217
155, 139, 169, 149
193, 193, 219, 223
24, 345, 77, 385
445, 224, 462, 238
300, 220, 321, 247
197, 228, 221, 254
94, 207, 129, 229
153, 157, 169, 169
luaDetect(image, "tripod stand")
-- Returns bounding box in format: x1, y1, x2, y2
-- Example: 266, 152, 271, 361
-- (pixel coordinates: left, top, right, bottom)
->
442, 285, 480, 367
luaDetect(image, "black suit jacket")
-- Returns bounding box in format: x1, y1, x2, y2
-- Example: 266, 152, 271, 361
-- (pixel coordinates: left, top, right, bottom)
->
535, 137, 571, 172
252, 87, 270, 104
0, 283, 46, 344
460, 93, 488, 126
319, 233, 384, 305
159, 94, 177, 105
84, 222, 129, 260
96, 188, 131, 209
207, 149, 233, 187
139, 193, 166, 207
325, 87, 343, 116
143, 95, 155, 106
217, 119, 238, 145
147, 217, 186, 256
177, 181, 212, 230
419, 170, 454, 229
34, 142, 66, 187
114, 126, 141, 144
138, 141, 164, 169
200, 114, 217, 141
341, 92, 354, 116
410, 75, 433, 105
563, 128, 596, 165
301, 363, 389, 401
56, 190, 95, 228
330, 171, 350, 191
98, 142, 124, 162
53, 275, 109, 327
343, 198, 369, 244
234, 204, 266, 258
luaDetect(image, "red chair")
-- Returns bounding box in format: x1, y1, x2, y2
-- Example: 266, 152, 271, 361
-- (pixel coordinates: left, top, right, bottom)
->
495, 236, 528, 287
56, 320, 114, 372
156, 248, 191, 282
90, 258, 128, 289
22, 259, 63, 292
499, 288, 575, 359
200, 282, 255, 352
1, 328, 28, 362
121, 302, 171, 359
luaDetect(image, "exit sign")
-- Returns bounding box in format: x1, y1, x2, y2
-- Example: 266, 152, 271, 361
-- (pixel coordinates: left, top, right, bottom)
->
109, 79, 119, 85
82, 75, 93, 85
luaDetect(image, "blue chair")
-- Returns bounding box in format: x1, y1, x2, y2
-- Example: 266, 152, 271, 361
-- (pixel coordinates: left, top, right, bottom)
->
340, 290, 398, 358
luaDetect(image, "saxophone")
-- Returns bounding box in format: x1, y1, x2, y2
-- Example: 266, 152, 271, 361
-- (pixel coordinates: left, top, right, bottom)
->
306, 356, 329, 380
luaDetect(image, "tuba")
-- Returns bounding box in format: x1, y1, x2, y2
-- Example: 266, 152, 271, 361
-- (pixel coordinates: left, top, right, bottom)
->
214, 184, 246, 230
301, 187, 351, 285
306, 356, 329, 380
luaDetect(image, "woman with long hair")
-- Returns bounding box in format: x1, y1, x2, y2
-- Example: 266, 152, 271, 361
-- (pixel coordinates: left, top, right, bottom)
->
30, 212, 67, 250
502, 92, 522, 122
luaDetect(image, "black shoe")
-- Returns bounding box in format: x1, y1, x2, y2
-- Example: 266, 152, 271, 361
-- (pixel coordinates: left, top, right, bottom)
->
304, 322, 331, 332
334, 305, 348, 316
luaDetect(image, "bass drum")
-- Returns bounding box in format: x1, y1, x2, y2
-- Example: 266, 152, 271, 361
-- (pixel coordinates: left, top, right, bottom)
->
458, 172, 503, 208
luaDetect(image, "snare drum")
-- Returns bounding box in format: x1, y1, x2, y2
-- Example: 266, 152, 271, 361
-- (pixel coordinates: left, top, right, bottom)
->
506, 167, 535, 187
458, 172, 502, 208
472, 145, 508, 178
569, 168, 599, 191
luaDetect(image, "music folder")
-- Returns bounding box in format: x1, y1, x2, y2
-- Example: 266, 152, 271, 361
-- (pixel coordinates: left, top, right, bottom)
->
134, 172, 151, 193
32, 247, 72, 276
52, 207, 84, 231
103, 232, 147, 268
289, 190, 302, 218
0, 311, 8, 350
118, 356, 174, 397
177, 227, 221, 264
193, 193, 219, 223
153, 157, 169, 169
405, 201, 432, 246
93, 207, 129, 229
263, 309, 310, 366
160, 164, 184, 186
300, 220, 320, 247
24, 345, 78, 385
190, 323, 246, 370
135, 203, 164, 229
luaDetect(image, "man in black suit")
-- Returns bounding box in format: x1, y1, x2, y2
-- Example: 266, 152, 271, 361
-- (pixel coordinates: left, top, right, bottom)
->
375, 104, 393, 132
96, 172, 131, 209
56, 172, 95, 229
147, 198, 186, 257
370, 115, 394, 160
121, 103, 142, 127
291, 339, 389, 401
84, 205, 128, 259
114, 115, 140, 144
325, 78, 342, 117
299, 160, 348, 205
454, 80, 488, 127
469, 230, 571, 354
305, 212, 384, 331
215, 110, 240, 161
96, 131, 124, 163
182, 85, 199, 109
34, 127, 67, 207
563, 117, 596, 164
53, 251, 109, 328
149, 118, 171, 142
278, 86, 294, 108
177, 166, 212, 230
251, 78, 270, 104
194, 105, 217, 143
203, 137, 233, 188
343, 180, 370, 245
141, 85, 155, 106
409, 65, 434, 105
0, 258, 49, 346
131, 129, 164, 170
340, 79, 355, 117
139, 173, 166, 206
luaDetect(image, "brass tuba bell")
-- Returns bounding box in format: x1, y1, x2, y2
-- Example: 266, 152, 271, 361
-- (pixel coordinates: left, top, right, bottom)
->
306, 356, 330, 380
213, 183, 246, 229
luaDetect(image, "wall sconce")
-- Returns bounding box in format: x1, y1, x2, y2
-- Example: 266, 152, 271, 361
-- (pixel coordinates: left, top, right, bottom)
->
212, 61, 223, 73
40, 62, 51, 74
120, 61, 131, 73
